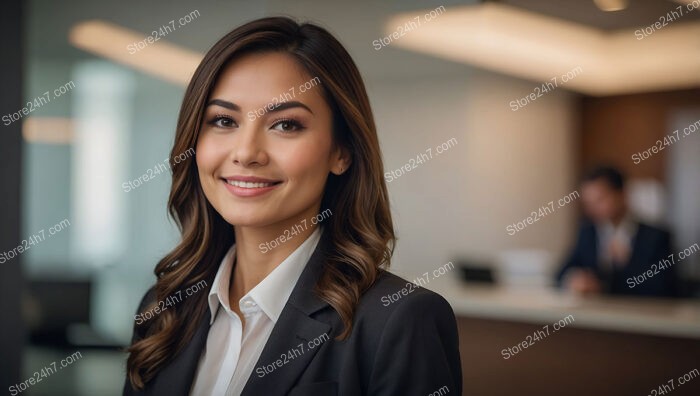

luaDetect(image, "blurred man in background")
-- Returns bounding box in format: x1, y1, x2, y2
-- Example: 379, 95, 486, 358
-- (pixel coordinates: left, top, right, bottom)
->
556, 166, 677, 297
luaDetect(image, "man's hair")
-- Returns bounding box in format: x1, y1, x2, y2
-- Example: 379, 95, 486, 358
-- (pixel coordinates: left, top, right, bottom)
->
582, 166, 625, 191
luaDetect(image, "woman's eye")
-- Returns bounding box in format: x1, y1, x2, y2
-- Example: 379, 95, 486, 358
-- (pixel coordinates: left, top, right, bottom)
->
209, 115, 236, 128
271, 119, 304, 133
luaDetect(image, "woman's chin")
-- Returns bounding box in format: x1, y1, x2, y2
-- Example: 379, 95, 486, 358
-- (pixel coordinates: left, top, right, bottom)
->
222, 214, 276, 228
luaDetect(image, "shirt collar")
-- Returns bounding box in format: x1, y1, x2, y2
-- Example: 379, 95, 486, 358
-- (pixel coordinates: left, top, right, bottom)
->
207, 226, 323, 324
598, 215, 638, 239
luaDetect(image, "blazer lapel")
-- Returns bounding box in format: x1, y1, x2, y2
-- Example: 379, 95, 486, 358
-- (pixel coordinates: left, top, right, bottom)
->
629, 225, 649, 267
241, 232, 333, 396
146, 309, 211, 396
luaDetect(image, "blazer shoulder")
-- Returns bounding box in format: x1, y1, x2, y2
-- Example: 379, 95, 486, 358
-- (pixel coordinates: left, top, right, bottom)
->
637, 222, 670, 238
577, 220, 597, 235
357, 270, 456, 322
137, 285, 158, 313
128, 285, 158, 344
360, 271, 462, 395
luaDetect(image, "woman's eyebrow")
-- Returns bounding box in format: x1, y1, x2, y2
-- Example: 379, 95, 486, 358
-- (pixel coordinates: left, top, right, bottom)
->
267, 101, 314, 115
206, 99, 241, 111
205, 99, 313, 115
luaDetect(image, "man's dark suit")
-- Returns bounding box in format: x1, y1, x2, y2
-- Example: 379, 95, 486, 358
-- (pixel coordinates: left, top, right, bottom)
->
123, 234, 462, 396
556, 221, 676, 297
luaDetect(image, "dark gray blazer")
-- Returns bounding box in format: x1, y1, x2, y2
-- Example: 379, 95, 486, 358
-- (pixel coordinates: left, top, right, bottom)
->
123, 235, 462, 396
556, 221, 676, 297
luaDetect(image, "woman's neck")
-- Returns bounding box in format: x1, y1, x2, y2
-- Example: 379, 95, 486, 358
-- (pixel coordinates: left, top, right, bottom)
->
228, 205, 322, 305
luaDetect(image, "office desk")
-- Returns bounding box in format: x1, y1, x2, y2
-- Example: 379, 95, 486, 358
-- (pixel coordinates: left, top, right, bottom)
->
408, 275, 700, 396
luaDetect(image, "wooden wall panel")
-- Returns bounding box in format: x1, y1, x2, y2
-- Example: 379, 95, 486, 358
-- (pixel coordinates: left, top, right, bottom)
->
579, 89, 700, 182
457, 316, 700, 396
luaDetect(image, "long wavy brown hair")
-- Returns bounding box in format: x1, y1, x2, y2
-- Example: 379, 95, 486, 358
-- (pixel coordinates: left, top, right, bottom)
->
126, 16, 395, 389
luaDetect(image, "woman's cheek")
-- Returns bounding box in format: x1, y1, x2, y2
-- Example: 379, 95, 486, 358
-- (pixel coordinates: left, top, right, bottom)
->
196, 133, 226, 172
285, 157, 327, 191
278, 139, 329, 172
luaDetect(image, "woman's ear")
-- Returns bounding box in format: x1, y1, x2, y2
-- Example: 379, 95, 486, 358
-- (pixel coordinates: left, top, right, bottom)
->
331, 146, 352, 175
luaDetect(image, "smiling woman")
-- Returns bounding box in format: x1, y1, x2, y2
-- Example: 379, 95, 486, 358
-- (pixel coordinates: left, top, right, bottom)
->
123, 16, 461, 396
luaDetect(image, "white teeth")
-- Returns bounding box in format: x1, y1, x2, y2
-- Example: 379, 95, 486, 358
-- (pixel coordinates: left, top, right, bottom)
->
226, 180, 276, 188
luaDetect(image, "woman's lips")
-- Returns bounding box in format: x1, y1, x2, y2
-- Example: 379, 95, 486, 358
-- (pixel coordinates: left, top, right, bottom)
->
221, 177, 282, 197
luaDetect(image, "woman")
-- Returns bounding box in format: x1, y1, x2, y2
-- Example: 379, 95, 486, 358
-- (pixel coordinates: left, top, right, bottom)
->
124, 16, 461, 396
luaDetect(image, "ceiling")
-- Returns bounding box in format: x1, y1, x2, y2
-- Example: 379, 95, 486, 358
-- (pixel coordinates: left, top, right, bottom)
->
497, 0, 700, 30
27, 0, 477, 83
26, 0, 700, 95
386, 0, 700, 95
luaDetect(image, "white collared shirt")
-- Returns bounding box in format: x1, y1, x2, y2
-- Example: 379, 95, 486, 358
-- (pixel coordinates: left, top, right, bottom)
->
596, 216, 638, 269
190, 227, 322, 396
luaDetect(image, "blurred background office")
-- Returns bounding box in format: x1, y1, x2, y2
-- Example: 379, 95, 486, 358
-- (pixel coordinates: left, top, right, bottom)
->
1, 0, 699, 395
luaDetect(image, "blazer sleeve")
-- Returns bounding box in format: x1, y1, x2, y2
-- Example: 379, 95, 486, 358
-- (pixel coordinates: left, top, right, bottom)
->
123, 286, 156, 395
641, 228, 677, 297
556, 224, 593, 287
657, 230, 677, 297
128, 286, 156, 343
367, 290, 462, 396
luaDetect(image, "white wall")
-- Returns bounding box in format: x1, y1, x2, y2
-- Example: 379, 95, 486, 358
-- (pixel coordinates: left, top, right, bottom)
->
369, 69, 579, 276
667, 108, 700, 280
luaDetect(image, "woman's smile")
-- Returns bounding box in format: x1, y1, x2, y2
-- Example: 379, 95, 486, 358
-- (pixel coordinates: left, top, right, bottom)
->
221, 175, 283, 198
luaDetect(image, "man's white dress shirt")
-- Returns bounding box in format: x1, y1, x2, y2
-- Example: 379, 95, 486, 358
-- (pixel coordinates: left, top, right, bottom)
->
190, 227, 322, 396
596, 216, 637, 270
